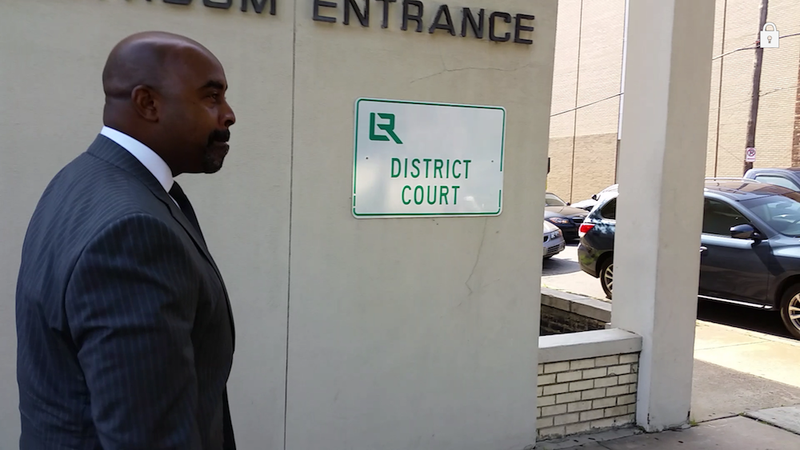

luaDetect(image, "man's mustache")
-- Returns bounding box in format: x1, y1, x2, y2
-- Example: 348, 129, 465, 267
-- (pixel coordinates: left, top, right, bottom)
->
208, 129, 230, 145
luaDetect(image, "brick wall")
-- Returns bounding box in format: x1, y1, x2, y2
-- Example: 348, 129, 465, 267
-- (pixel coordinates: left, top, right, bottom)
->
540, 287, 612, 336
536, 352, 639, 440
540, 304, 607, 336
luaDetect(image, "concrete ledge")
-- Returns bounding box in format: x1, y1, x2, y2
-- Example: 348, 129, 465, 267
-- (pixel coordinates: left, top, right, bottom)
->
539, 328, 642, 364
541, 287, 611, 323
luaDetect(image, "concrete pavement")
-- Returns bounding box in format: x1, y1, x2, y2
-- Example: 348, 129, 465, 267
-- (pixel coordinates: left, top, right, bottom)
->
542, 243, 607, 300
537, 415, 800, 449
746, 406, 800, 435
691, 321, 800, 422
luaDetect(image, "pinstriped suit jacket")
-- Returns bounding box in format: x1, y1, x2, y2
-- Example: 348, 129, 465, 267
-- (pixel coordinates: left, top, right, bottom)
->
16, 135, 236, 449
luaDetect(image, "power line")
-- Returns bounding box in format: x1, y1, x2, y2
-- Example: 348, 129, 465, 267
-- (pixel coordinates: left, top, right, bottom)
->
712, 31, 800, 60
551, 30, 799, 118
551, 93, 622, 117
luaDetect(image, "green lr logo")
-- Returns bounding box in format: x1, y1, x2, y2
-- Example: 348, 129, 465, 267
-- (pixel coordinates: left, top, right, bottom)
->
369, 112, 403, 144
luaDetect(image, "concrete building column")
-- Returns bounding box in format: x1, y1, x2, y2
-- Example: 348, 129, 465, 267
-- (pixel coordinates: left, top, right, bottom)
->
611, 0, 717, 432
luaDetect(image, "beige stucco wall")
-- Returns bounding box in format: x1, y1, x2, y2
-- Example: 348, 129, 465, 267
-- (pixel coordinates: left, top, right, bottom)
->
547, 0, 624, 203
571, 133, 618, 203
712, 0, 758, 177
1, 2, 294, 449
573, 0, 624, 138
547, 133, 576, 199
549, 0, 581, 138
549, 0, 800, 200
548, 134, 618, 204
287, 0, 557, 447
1, 0, 557, 448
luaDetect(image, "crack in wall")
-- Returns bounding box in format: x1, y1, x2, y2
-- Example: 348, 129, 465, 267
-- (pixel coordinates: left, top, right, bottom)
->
465, 219, 488, 296
411, 63, 534, 85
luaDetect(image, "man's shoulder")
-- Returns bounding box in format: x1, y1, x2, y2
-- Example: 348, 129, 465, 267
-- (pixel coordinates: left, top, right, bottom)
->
46, 149, 159, 205
17, 152, 178, 291
29, 152, 171, 241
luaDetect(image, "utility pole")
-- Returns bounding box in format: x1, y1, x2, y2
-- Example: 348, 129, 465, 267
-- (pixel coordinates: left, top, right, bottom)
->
744, 0, 769, 175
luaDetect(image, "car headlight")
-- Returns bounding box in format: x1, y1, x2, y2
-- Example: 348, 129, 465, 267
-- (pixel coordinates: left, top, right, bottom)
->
550, 231, 560, 239
547, 217, 570, 224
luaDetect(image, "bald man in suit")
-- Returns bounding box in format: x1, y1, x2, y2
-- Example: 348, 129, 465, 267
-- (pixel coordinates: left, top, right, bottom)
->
16, 31, 238, 449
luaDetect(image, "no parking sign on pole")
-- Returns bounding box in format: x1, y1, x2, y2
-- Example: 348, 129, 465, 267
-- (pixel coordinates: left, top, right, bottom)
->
746, 147, 756, 163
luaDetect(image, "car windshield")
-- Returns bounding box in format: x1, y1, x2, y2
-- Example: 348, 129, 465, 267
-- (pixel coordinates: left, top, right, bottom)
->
743, 192, 800, 237
545, 193, 567, 207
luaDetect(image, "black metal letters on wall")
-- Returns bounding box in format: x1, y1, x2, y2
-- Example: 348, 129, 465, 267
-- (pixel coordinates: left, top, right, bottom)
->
159, 0, 276, 15
145, 0, 535, 45
313, 0, 534, 44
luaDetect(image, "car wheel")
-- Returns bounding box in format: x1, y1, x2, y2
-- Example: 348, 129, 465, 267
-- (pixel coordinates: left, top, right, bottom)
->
600, 257, 613, 299
779, 284, 800, 340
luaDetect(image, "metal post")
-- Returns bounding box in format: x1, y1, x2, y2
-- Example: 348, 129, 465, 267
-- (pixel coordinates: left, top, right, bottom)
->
744, 0, 769, 175
615, 0, 630, 183
713, 0, 729, 177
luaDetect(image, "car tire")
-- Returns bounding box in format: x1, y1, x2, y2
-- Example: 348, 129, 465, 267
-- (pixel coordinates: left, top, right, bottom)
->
599, 257, 613, 300
779, 284, 800, 340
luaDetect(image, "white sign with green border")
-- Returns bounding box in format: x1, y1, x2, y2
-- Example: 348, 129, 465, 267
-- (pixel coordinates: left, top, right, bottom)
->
352, 98, 506, 218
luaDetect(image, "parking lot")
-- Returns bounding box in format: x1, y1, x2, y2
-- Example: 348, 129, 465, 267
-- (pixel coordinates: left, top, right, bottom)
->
542, 243, 794, 340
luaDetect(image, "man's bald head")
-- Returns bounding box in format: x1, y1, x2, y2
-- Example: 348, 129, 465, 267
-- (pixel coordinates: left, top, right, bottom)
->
100, 31, 236, 176
102, 31, 214, 103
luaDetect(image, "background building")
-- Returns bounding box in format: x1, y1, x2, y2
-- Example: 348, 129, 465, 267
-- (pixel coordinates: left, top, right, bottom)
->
548, 0, 800, 203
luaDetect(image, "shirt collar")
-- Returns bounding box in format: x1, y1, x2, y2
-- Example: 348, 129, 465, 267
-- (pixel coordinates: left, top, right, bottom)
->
99, 126, 174, 194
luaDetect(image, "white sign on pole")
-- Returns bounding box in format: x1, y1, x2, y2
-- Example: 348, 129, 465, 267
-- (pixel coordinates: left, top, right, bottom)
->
745, 147, 756, 162
352, 98, 506, 218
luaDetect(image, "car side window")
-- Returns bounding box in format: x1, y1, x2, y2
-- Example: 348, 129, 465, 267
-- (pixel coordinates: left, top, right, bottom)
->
599, 198, 616, 220
754, 175, 800, 191
545, 193, 567, 207
702, 199, 751, 236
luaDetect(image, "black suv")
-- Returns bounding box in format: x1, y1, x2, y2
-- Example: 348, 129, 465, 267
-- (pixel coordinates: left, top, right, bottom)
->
577, 179, 800, 339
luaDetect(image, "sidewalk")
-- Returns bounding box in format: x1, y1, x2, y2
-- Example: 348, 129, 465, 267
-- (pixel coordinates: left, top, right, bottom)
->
537, 412, 800, 449
691, 320, 800, 422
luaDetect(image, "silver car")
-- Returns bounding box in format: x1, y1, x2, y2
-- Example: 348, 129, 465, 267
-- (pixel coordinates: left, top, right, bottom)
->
543, 220, 566, 259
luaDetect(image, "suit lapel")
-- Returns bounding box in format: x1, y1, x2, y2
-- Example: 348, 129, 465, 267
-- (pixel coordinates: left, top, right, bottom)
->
87, 134, 236, 349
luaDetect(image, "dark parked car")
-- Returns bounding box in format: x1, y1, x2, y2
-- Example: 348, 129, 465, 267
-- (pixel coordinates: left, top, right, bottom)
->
545, 192, 589, 241
744, 167, 800, 191
578, 179, 800, 339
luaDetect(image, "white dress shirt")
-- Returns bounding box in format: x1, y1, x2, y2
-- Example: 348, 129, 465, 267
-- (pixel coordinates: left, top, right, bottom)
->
100, 127, 174, 192
99, 126, 177, 204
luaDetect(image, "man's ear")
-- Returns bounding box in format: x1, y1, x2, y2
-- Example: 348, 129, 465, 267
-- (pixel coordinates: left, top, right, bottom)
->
130, 85, 159, 122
